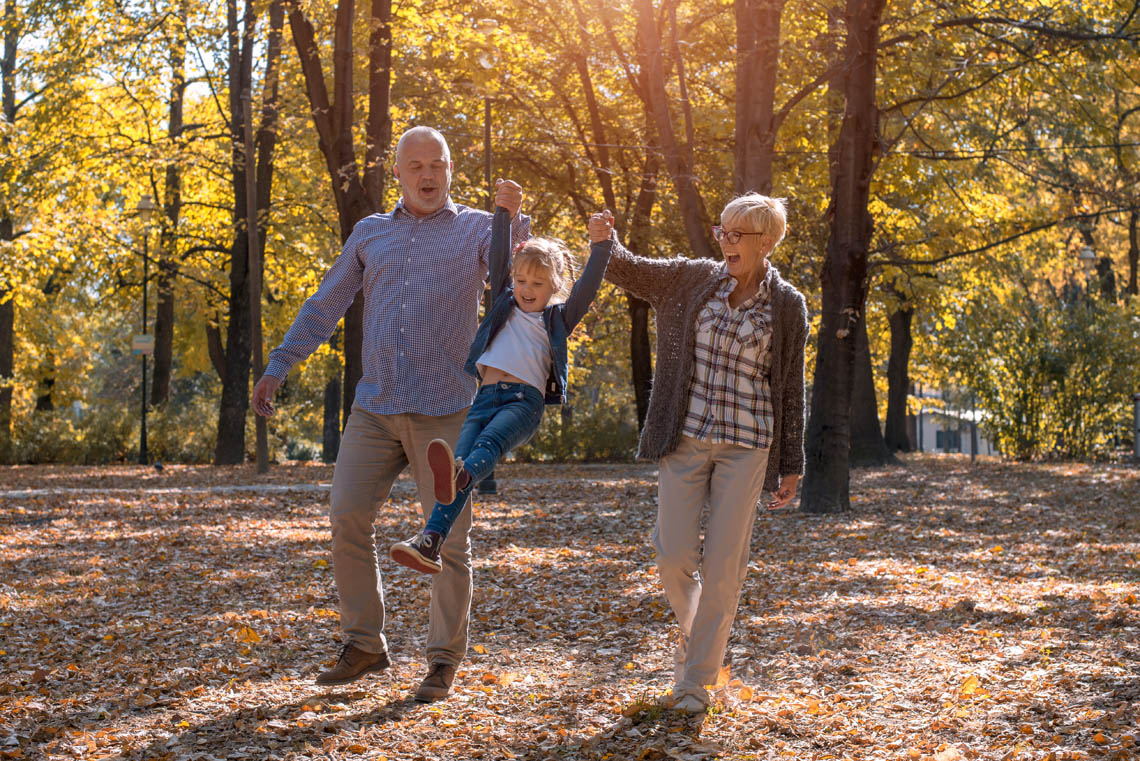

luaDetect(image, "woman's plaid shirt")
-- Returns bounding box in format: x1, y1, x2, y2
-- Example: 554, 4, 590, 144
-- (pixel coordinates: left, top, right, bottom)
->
682, 266, 775, 450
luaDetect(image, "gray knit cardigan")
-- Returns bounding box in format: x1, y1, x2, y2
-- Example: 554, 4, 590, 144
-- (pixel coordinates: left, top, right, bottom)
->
602, 238, 809, 492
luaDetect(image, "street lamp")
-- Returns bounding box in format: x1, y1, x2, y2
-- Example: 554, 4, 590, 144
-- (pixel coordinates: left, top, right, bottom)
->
476, 18, 500, 494
1077, 245, 1097, 272
476, 18, 498, 212
136, 194, 157, 464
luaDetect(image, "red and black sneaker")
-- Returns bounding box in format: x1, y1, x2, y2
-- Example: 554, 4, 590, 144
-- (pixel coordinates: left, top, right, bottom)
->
426, 439, 458, 505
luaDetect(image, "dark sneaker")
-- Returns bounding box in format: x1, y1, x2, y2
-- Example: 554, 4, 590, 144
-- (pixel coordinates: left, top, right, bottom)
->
427, 439, 458, 505
315, 643, 391, 686
390, 531, 444, 574
414, 662, 458, 702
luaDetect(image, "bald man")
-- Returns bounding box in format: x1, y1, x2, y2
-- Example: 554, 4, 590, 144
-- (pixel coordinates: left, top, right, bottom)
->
253, 126, 529, 701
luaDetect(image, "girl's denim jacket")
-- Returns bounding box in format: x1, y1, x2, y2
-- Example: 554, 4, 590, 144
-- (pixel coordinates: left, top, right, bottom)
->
464, 208, 612, 405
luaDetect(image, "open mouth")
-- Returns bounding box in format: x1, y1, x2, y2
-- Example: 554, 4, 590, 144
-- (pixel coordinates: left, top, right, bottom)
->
725, 254, 741, 266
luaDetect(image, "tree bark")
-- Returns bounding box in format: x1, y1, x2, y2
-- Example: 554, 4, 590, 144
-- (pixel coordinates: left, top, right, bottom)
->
215, 0, 283, 464
800, 0, 886, 513
0, 294, 10, 449
1096, 256, 1117, 302
0, 0, 17, 444
567, 12, 653, 431
634, 0, 717, 261
1128, 209, 1139, 298
323, 375, 341, 462
33, 271, 62, 412
206, 318, 226, 381
150, 0, 189, 406
884, 302, 913, 452
624, 149, 660, 432
849, 315, 893, 466
734, 0, 784, 194
287, 0, 391, 423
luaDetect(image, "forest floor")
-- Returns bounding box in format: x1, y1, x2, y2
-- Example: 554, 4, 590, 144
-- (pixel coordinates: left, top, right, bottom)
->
1, 454, 1138, 761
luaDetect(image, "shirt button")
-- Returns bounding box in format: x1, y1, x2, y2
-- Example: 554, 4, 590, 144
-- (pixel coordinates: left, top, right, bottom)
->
406, 257, 411, 263
410, 237, 415, 243
402, 303, 406, 308
400, 327, 404, 333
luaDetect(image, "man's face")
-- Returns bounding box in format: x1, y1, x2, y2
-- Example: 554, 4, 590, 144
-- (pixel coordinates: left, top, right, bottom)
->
393, 135, 452, 216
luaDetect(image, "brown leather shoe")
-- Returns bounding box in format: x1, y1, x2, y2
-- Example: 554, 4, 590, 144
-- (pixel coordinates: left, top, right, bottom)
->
315, 643, 391, 686
414, 662, 457, 702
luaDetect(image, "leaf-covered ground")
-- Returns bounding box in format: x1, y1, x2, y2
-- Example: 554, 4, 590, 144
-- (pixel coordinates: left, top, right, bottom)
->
2, 455, 1138, 761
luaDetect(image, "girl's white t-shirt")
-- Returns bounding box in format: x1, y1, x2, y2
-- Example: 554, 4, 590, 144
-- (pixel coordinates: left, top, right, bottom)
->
476, 308, 552, 392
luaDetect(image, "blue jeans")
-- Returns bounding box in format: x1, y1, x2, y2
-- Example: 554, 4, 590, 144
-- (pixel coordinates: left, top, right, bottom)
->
425, 382, 545, 537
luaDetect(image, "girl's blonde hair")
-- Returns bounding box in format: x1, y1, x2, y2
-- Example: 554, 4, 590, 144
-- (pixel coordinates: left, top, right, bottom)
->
512, 237, 575, 303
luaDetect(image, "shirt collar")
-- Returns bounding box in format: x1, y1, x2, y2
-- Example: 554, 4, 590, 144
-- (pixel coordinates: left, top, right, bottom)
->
394, 196, 459, 219
717, 263, 773, 310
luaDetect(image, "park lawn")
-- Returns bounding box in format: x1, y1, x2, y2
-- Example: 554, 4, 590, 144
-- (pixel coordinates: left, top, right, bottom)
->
1, 455, 1137, 761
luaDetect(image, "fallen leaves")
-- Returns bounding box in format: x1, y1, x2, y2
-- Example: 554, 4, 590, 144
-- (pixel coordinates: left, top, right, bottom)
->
0, 456, 1138, 760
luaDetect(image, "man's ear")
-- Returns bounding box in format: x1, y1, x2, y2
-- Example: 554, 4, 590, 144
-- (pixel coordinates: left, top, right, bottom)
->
393, 163, 401, 180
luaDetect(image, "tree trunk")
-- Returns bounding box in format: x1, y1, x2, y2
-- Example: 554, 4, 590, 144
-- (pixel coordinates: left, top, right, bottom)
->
1, 1, 17, 443
206, 318, 226, 381
151, 258, 176, 405
800, 0, 885, 513
288, 0, 391, 420
849, 315, 892, 466
884, 303, 913, 452
624, 149, 660, 432
322, 375, 341, 462
150, 0, 189, 407
34, 272, 61, 413
215, 230, 253, 465
0, 216, 13, 450
34, 355, 54, 411
634, 0, 716, 261
1096, 256, 1117, 302
1126, 209, 1139, 298
215, 0, 283, 464
0, 294, 10, 451
734, 0, 784, 195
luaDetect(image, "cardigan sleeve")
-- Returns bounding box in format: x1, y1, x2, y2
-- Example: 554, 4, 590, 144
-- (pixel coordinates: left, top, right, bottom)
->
779, 291, 809, 478
603, 236, 688, 305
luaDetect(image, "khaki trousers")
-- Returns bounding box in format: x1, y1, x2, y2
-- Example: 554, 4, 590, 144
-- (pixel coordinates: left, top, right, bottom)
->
329, 405, 473, 666
655, 435, 769, 704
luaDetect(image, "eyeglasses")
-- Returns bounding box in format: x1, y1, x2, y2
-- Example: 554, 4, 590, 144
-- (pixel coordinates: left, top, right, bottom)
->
712, 226, 765, 244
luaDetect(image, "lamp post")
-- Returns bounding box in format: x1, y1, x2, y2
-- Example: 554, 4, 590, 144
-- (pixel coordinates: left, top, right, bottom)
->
475, 18, 500, 494
1078, 245, 1097, 295
136, 194, 157, 464
476, 18, 498, 212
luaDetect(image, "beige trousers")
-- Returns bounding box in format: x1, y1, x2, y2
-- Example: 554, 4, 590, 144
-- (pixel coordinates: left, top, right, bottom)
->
329, 405, 473, 666
655, 435, 770, 704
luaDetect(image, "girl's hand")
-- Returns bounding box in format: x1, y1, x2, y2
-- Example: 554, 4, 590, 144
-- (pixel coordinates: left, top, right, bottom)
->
766, 475, 800, 510
588, 209, 614, 243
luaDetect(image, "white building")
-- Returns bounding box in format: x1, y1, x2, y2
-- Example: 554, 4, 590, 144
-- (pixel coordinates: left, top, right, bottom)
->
908, 387, 998, 456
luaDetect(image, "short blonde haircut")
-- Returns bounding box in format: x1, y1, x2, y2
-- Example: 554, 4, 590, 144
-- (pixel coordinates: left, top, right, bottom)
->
512, 237, 575, 303
721, 194, 787, 246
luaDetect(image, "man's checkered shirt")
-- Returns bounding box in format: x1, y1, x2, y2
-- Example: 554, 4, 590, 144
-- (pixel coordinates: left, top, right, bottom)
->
265, 198, 531, 416
682, 266, 775, 450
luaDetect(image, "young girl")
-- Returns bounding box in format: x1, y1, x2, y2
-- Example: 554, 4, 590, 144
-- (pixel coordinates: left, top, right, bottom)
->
390, 207, 612, 573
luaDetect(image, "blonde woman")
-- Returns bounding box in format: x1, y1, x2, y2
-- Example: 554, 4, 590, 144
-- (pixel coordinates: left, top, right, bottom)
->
590, 195, 809, 714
